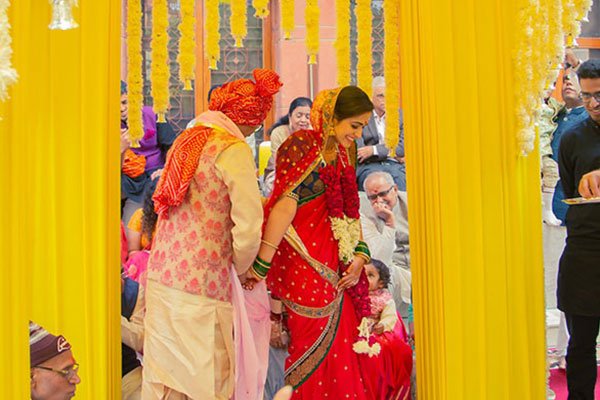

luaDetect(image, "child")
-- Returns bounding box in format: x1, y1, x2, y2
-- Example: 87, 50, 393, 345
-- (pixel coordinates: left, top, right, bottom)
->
364, 259, 413, 400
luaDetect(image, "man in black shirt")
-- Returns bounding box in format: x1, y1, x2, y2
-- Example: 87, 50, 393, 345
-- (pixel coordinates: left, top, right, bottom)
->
557, 58, 600, 400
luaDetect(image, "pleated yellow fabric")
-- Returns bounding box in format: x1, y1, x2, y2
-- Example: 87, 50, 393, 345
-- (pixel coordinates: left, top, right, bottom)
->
1, 1, 121, 398
399, 0, 546, 398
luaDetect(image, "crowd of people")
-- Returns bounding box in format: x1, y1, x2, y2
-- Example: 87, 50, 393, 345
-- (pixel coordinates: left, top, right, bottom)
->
27, 56, 600, 400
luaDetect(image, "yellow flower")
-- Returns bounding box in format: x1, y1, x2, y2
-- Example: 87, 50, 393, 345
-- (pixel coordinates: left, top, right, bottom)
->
230, 0, 247, 47
205, 0, 220, 70
383, 0, 400, 156
151, 0, 170, 122
178, 0, 196, 90
281, 0, 295, 39
305, 0, 319, 64
356, 0, 372, 92
126, 0, 143, 146
334, 0, 350, 86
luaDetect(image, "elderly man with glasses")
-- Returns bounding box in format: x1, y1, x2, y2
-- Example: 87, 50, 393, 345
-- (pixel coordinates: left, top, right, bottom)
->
359, 171, 411, 324
29, 321, 81, 400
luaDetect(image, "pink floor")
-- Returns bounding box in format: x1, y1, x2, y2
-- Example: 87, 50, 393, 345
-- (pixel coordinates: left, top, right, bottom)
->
548, 367, 600, 399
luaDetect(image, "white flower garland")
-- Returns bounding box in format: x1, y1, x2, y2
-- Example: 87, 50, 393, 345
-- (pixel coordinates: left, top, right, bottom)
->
329, 216, 361, 264
0, 0, 18, 102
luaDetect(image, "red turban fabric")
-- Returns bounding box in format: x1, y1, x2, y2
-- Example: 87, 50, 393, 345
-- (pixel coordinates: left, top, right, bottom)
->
209, 69, 282, 126
29, 321, 71, 367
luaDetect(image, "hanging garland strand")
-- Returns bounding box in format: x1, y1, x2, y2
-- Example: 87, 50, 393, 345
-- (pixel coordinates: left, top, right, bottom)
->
151, 0, 170, 122
253, 0, 270, 18
0, 0, 18, 103
126, 0, 143, 146
356, 0, 372, 92
231, 0, 247, 47
178, 0, 196, 90
281, 0, 294, 39
383, 0, 400, 156
334, 0, 350, 86
205, 0, 220, 70
305, 0, 320, 64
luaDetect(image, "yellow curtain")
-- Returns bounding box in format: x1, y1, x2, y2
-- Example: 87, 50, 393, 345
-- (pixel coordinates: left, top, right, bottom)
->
400, 0, 546, 398
1, 1, 121, 398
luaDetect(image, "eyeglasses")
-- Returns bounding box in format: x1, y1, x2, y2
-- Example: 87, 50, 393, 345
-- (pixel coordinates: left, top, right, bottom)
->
34, 363, 79, 380
580, 92, 600, 103
366, 186, 394, 201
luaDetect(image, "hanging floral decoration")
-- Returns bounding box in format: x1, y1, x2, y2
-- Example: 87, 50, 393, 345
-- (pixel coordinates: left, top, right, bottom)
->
356, 0, 372, 93
383, 0, 400, 156
0, 0, 18, 103
252, 0, 270, 18
205, 0, 220, 70
281, 0, 294, 39
151, 0, 170, 122
305, 0, 320, 64
178, 0, 196, 90
48, 0, 79, 30
230, 0, 247, 47
126, 0, 144, 147
513, 0, 592, 156
334, 0, 350, 86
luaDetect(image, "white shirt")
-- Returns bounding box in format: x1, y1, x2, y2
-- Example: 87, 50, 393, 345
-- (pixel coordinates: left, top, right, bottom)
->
372, 111, 386, 156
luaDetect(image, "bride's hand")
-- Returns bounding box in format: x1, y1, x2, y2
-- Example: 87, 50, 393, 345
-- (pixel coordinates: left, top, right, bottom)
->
336, 256, 365, 292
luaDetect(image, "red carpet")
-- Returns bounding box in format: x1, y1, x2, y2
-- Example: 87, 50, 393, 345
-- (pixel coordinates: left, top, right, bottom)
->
548, 367, 600, 399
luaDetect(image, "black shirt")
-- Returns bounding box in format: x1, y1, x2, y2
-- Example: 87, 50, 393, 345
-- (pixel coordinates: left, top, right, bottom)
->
557, 117, 600, 316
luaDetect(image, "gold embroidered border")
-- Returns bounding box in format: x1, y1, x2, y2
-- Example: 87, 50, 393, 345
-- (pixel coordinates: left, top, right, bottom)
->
284, 297, 343, 388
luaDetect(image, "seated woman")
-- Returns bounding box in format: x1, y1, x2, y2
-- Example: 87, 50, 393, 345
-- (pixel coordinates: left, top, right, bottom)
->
124, 177, 159, 288
364, 259, 412, 400
262, 97, 312, 196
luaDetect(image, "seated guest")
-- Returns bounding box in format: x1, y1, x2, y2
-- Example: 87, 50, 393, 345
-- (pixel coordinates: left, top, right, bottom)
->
30, 321, 81, 400
359, 171, 411, 323
262, 97, 313, 196
121, 273, 146, 400
356, 76, 406, 191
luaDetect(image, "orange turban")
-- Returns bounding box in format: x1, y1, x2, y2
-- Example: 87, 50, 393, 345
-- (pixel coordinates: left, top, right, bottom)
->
209, 69, 282, 126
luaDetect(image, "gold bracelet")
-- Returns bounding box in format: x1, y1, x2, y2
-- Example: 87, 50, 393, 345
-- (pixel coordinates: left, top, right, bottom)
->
261, 239, 279, 251
249, 266, 265, 281
354, 252, 371, 264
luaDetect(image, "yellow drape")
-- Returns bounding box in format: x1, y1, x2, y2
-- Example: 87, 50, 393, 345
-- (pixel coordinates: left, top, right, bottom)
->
1, 1, 121, 398
400, 0, 546, 398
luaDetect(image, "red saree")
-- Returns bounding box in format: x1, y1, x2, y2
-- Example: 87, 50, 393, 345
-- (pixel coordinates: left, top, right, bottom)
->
265, 89, 372, 399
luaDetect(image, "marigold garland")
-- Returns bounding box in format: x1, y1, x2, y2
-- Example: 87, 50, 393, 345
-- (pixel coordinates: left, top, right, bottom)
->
512, 0, 591, 156
281, 0, 294, 39
334, 0, 350, 86
178, 0, 196, 90
205, 0, 220, 70
356, 0, 372, 93
383, 0, 400, 156
305, 0, 320, 64
0, 0, 18, 103
230, 0, 247, 47
151, 0, 170, 122
252, 0, 270, 18
126, 0, 144, 146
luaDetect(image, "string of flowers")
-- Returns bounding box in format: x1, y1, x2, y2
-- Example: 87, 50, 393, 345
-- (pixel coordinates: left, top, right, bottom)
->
0, 0, 17, 103
305, 0, 320, 64
334, 0, 351, 86
252, 0, 270, 18
178, 0, 196, 90
319, 160, 378, 356
544, 0, 563, 90
230, 0, 247, 47
281, 0, 294, 39
356, 0, 372, 93
206, 0, 220, 70
513, 0, 591, 156
151, 0, 170, 122
126, 0, 144, 147
383, 0, 400, 156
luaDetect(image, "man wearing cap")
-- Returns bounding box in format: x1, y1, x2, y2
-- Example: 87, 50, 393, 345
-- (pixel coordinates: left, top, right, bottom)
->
29, 321, 80, 400
143, 69, 282, 400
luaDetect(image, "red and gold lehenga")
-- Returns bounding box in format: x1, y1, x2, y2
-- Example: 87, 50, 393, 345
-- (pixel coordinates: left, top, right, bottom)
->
265, 89, 373, 399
